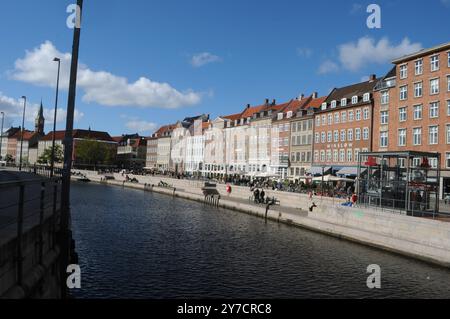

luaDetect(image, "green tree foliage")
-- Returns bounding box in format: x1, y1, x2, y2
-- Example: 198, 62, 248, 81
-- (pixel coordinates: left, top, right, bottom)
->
38, 144, 64, 165
75, 139, 116, 167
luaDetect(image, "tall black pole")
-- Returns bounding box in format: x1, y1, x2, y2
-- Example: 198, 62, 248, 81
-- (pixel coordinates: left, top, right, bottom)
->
0, 112, 4, 160
60, 0, 83, 299
50, 58, 61, 177
19, 96, 26, 171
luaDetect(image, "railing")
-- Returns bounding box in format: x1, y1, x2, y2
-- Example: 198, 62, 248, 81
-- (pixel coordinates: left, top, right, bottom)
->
0, 176, 62, 292
0, 165, 63, 178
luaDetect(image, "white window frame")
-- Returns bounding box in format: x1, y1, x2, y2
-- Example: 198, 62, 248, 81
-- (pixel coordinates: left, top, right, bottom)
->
334, 113, 340, 124
429, 126, 439, 145
381, 91, 389, 105
363, 107, 370, 120
333, 130, 339, 143
341, 98, 347, 107
400, 64, 408, 79
340, 130, 346, 142
363, 127, 369, 140
363, 93, 370, 102
352, 96, 358, 104
431, 55, 439, 72
380, 111, 389, 125
355, 128, 361, 141
399, 107, 407, 122
380, 131, 388, 148
446, 124, 450, 144
413, 104, 423, 120
355, 109, 361, 121
331, 100, 337, 108
400, 85, 408, 101
414, 81, 423, 98
327, 131, 332, 143
413, 127, 422, 146
430, 78, 440, 95
398, 129, 407, 147
415, 59, 423, 75
348, 110, 354, 121
429, 101, 439, 119
341, 111, 347, 123
347, 129, 353, 141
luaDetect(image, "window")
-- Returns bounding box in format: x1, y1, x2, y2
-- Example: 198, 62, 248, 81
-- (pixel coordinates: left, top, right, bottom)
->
380, 111, 389, 124
341, 98, 347, 107
321, 132, 326, 143
400, 85, 408, 100
447, 75, 450, 92
354, 149, 360, 162
322, 115, 326, 125
348, 129, 353, 141
321, 102, 327, 110
333, 150, 338, 162
348, 110, 354, 121
355, 128, 361, 141
347, 150, 353, 162
431, 55, 439, 71
315, 133, 320, 144
314, 151, 319, 163
325, 131, 330, 143
277, 113, 283, 120
415, 59, 423, 75
447, 153, 450, 169
316, 116, 321, 127
380, 131, 388, 148
400, 64, 408, 79
398, 129, 407, 146
363, 93, 370, 102
287, 111, 293, 118
381, 91, 389, 105
320, 151, 325, 162
331, 100, 337, 108
448, 52, 450, 67
340, 149, 345, 162
446, 125, 450, 144
413, 128, 422, 145
352, 96, 358, 104
334, 130, 339, 142
363, 128, 369, 140
414, 82, 423, 98
341, 111, 347, 123
448, 100, 450, 116
328, 114, 333, 125
363, 108, 370, 120
429, 102, 439, 118
340, 130, 346, 142
430, 78, 439, 95
355, 109, 361, 121
429, 126, 438, 145
327, 150, 332, 161
413, 105, 423, 120
399, 107, 407, 122
334, 113, 340, 124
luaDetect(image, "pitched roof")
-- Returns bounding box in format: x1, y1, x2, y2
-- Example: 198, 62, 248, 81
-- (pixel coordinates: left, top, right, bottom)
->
325, 78, 379, 108
240, 104, 266, 119
306, 96, 327, 109
41, 129, 115, 142
222, 113, 242, 121
11, 130, 38, 141
154, 124, 176, 137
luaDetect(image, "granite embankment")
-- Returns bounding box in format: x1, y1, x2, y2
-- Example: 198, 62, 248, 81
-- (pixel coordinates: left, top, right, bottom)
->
72, 170, 450, 268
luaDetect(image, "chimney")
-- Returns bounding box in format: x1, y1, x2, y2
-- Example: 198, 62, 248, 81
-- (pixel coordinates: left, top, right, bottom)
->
272, 99, 276, 105
299, 94, 305, 100
369, 74, 376, 82
265, 98, 269, 105
246, 104, 251, 109
312, 92, 318, 99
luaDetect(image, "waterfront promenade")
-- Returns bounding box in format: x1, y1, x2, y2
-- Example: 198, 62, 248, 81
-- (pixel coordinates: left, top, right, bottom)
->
74, 169, 450, 269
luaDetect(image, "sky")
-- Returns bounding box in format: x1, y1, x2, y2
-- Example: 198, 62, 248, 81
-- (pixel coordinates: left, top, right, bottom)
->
0, 0, 449, 136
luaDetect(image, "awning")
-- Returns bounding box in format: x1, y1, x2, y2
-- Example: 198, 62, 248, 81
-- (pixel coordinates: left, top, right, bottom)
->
336, 167, 366, 176
309, 167, 331, 176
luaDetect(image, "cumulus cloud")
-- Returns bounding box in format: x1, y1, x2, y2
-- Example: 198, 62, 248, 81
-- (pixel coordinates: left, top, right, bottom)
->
318, 37, 422, 74
190, 52, 222, 68
318, 60, 340, 74
11, 41, 202, 109
0, 92, 84, 128
125, 119, 158, 134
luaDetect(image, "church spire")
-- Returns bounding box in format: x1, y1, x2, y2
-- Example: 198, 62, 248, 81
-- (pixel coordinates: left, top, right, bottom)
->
35, 99, 45, 135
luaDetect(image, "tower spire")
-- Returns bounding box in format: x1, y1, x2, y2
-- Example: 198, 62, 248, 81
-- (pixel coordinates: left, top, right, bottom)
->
35, 99, 45, 135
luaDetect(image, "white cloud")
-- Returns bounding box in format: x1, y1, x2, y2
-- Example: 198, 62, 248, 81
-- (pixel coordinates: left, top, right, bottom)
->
190, 52, 222, 67
318, 37, 422, 74
11, 41, 202, 109
125, 119, 157, 134
0, 92, 84, 128
296, 47, 313, 58
442, 0, 450, 7
318, 60, 340, 74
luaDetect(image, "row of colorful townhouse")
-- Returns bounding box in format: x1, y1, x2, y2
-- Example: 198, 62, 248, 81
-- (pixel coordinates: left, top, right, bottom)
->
145, 42, 450, 198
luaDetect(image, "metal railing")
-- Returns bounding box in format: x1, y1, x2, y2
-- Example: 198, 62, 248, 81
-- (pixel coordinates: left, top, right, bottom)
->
0, 176, 62, 291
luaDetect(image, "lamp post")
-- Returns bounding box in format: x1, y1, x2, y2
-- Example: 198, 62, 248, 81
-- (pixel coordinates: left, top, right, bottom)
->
19, 96, 26, 171
321, 165, 325, 198
0, 112, 4, 161
50, 57, 61, 177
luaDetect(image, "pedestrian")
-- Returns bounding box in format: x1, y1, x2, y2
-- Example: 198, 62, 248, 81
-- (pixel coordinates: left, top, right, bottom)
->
260, 189, 265, 204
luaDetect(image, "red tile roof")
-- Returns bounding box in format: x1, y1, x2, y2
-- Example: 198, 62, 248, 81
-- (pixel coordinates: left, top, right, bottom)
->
154, 124, 176, 137
11, 130, 38, 141
307, 96, 327, 109
41, 129, 115, 142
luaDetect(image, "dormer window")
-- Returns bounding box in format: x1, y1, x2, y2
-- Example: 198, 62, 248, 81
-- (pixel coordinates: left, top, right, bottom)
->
321, 102, 327, 110
268, 110, 272, 116
277, 113, 283, 120
287, 111, 293, 118
341, 98, 347, 107
247, 117, 251, 123
352, 96, 358, 104
331, 100, 337, 108
363, 93, 370, 102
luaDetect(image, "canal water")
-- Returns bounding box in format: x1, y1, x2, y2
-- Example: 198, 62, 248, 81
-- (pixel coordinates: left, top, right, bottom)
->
70, 182, 450, 299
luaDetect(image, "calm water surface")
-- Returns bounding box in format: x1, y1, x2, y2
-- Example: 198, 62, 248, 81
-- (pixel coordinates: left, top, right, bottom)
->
70, 182, 450, 299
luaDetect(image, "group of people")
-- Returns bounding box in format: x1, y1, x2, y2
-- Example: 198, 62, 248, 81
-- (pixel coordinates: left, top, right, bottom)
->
251, 188, 266, 204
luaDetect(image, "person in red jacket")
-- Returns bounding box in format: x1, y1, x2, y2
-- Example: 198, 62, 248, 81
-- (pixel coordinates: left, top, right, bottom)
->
226, 184, 232, 196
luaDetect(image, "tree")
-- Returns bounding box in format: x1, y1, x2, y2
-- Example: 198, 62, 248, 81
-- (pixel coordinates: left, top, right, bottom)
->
38, 144, 64, 165
75, 139, 116, 169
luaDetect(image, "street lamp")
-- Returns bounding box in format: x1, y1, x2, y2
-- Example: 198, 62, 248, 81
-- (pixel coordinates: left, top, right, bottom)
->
19, 96, 26, 171
50, 57, 61, 177
0, 112, 4, 161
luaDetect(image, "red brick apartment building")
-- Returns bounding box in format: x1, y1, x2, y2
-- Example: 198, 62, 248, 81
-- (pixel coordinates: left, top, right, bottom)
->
373, 42, 450, 198
312, 76, 379, 176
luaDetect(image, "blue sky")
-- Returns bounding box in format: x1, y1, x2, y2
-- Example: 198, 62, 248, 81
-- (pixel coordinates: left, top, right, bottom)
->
0, 0, 449, 136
